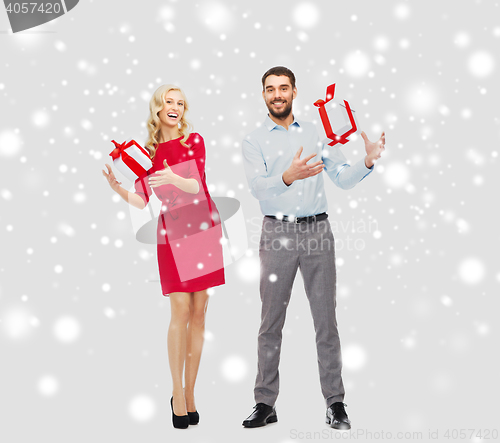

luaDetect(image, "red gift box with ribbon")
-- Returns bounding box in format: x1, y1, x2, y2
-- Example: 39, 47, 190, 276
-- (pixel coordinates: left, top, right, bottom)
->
314, 84, 360, 147
109, 139, 152, 182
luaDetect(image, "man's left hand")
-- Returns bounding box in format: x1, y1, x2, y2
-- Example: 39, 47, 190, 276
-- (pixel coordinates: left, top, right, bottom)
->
361, 131, 385, 168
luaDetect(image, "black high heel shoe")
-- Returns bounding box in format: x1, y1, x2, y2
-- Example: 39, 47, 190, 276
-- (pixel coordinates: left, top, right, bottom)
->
170, 397, 189, 429
188, 410, 199, 425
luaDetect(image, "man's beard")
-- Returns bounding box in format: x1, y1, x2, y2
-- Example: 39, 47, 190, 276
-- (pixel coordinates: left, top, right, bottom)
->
267, 99, 293, 120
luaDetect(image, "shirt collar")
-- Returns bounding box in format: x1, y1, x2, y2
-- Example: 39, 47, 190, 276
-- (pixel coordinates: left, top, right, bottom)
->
264, 114, 301, 131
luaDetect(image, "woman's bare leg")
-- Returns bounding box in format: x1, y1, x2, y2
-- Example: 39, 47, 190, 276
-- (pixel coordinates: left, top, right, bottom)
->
184, 289, 210, 412
168, 291, 191, 416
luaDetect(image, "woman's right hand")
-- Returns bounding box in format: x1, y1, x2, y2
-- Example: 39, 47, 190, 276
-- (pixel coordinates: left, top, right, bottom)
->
102, 163, 122, 192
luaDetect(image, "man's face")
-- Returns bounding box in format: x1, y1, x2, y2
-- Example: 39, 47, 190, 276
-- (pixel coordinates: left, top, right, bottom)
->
262, 75, 297, 120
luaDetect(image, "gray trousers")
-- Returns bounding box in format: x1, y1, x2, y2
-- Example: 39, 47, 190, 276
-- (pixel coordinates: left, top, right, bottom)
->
254, 216, 345, 408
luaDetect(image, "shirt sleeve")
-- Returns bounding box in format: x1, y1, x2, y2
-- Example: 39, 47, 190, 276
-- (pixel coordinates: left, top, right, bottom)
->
241, 136, 290, 201
134, 168, 153, 206
321, 136, 374, 190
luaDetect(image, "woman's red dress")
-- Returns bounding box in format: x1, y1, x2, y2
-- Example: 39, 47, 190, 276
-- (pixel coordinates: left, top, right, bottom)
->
134, 133, 225, 296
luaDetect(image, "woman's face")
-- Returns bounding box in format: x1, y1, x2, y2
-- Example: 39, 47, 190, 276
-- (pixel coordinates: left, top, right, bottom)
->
158, 89, 185, 128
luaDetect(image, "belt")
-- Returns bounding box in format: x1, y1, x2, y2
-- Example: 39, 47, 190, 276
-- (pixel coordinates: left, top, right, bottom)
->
265, 212, 328, 224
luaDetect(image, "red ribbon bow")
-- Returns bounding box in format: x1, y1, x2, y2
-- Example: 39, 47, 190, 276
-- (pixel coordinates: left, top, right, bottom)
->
314, 83, 357, 147
109, 139, 151, 178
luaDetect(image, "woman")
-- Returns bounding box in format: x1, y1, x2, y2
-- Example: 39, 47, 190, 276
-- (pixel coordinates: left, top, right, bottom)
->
102, 85, 225, 429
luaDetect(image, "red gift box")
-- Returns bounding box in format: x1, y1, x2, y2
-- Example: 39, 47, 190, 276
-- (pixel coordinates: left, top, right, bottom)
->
314, 84, 360, 147
109, 139, 152, 182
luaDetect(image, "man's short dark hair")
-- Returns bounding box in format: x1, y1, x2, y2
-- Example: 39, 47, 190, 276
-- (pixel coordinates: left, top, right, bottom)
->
262, 66, 296, 90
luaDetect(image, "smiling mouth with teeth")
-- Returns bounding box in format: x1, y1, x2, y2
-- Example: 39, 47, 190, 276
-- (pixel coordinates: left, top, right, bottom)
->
167, 113, 178, 119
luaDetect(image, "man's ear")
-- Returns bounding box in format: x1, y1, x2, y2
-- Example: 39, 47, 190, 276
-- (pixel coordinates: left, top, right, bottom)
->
292, 87, 297, 100
262, 90, 266, 101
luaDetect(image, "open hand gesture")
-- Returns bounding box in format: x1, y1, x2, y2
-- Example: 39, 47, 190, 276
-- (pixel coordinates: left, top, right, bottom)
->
361, 131, 385, 167
102, 163, 122, 192
149, 159, 179, 188
283, 146, 324, 186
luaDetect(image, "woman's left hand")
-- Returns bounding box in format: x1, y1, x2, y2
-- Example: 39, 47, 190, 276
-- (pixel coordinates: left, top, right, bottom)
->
149, 160, 179, 188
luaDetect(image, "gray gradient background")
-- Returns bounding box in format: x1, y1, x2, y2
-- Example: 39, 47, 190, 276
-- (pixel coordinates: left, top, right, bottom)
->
1, 1, 498, 442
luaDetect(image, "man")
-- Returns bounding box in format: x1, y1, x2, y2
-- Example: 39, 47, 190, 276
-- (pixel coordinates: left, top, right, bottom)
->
241, 66, 385, 429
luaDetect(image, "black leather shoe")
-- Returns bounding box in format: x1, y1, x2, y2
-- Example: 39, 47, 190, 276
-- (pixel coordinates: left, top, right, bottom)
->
326, 402, 351, 430
170, 397, 189, 429
242, 403, 277, 428
188, 410, 199, 425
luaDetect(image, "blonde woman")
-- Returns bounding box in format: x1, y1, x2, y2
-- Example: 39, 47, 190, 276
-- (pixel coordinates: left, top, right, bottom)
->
102, 85, 225, 428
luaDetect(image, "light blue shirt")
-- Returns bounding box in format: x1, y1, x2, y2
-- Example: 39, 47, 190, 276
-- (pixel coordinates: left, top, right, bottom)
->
242, 114, 374, 217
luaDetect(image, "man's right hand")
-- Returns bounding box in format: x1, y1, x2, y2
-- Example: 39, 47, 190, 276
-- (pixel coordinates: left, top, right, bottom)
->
282, 146, 324, 186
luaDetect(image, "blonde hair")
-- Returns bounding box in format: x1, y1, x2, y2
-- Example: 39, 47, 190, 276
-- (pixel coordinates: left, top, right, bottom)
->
145, 84, 193, 160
